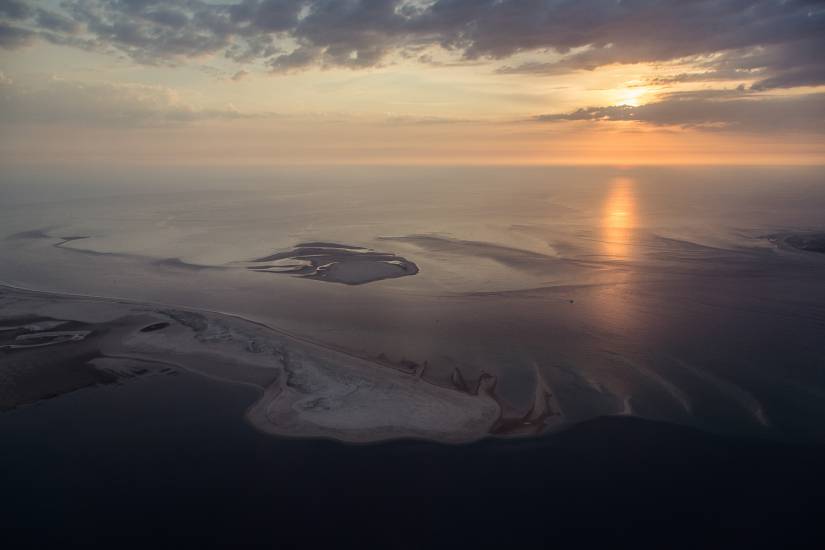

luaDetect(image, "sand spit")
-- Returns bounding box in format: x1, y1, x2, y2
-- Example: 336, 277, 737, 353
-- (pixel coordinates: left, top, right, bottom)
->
5, 231, 419, 284
5, 228, 218, 269
243, 242, 419, 285
379, 234, 562, 273
0, 284, 558, 443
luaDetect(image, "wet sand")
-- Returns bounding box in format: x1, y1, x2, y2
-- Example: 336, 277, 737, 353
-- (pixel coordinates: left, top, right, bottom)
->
244, 242, 419, 285
0, 283, 558, 443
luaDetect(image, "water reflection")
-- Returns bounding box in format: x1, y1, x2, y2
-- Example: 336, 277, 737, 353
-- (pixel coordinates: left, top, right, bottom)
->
591, 176, 641, 334
601, 176, 638, 260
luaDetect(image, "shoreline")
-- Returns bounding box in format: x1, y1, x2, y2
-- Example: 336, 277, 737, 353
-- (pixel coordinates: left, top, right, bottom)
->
0, 281, 563, 444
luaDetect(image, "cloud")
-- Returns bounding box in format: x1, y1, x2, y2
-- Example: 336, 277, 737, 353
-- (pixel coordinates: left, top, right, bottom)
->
0, 77, 248, 126
230, 69, 249, 82
645, 69, 758, 86
268, 44, 324, 71
0, 20, 33, 47
35, 8, 81, 34
533, 89, 825, 133
0, 1, 821, 90
0, 0, 31, 20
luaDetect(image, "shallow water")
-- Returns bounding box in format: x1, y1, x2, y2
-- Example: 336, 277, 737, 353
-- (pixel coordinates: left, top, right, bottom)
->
2, 165, 825, 441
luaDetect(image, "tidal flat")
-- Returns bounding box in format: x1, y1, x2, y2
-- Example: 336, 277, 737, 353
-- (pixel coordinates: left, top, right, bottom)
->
3, 166, 825, 535
0, 284, 558, 443
2, 166, 825, 445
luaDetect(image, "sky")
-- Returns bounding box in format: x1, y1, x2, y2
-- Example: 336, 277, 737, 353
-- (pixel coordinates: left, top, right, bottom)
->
1, 0, 824, 166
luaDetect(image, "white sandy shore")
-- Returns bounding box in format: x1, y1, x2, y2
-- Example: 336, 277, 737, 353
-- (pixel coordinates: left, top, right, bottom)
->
0, 283, 559, 443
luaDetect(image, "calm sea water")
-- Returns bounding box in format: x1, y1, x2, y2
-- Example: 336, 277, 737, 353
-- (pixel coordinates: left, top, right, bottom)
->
2, 165, 825, 440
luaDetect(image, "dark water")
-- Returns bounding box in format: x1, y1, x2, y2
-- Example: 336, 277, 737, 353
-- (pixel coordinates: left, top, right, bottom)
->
2, 368, 824, 538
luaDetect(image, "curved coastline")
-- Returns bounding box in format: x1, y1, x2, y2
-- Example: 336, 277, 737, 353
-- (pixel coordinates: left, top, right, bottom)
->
0, 281, 562, 444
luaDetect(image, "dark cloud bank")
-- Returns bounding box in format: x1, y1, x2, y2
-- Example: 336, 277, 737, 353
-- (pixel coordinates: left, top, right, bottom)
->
0, 1, 822, 86
1, 1, 824, 132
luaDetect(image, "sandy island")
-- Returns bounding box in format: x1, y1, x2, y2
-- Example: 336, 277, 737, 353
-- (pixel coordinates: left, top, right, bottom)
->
241, 242, 419, 285
0, 283, 560, 443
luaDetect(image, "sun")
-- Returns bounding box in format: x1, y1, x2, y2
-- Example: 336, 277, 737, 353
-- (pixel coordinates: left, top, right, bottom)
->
613, 85, 650, 107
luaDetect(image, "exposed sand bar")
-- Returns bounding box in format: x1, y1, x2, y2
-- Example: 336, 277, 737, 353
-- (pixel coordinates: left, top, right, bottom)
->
241, 242, 419, 285
0, 283, 559, 443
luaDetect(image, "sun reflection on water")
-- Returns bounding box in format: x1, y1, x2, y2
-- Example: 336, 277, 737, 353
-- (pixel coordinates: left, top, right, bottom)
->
587, 176, 642, 335
601, 176, 638, 260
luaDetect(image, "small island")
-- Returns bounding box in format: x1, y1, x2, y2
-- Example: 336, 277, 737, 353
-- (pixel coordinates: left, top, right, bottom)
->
243, 242, 419, 285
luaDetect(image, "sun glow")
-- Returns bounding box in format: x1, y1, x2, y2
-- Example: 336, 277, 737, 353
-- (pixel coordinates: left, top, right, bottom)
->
613, 85, 650, 107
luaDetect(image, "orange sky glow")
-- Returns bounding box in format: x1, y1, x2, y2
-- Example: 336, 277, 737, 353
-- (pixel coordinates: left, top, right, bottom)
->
1, 1, 823, 166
